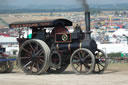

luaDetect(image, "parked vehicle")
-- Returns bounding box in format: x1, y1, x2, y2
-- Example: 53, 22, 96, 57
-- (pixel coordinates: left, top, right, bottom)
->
0, 45, 13, 73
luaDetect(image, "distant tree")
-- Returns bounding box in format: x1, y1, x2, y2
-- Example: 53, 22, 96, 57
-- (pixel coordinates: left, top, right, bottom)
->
108, 52, 121, 58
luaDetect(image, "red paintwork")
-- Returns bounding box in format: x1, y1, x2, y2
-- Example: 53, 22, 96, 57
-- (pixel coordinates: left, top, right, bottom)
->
0, 33, 10, 37
1, 53, 8, 57
51, 26, 69, 36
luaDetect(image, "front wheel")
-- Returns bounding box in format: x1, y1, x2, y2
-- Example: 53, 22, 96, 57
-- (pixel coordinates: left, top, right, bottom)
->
70, 48, 95, 74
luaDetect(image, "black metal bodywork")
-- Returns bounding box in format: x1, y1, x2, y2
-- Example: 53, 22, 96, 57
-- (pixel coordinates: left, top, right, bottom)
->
9, 17, 97, 54
55, 12, 97, 54
10, 13, 98, 58
9, 12, 106, 75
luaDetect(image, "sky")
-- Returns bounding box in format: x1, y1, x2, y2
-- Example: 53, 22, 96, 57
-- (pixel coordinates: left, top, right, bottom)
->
1, 0, 128, 8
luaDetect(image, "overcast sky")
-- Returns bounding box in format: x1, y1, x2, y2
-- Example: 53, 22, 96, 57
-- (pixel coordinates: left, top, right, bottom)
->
1, 0, 128, 7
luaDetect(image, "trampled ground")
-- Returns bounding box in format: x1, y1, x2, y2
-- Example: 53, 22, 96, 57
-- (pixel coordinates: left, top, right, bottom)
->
0, 64, 128, 85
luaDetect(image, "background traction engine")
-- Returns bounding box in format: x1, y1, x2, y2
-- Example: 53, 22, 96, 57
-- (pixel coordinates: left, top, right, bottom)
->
0, 45, 13, 73
9, 12, 108, 75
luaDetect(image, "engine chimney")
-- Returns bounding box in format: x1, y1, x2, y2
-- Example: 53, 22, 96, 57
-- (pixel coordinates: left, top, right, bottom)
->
85, 12, 91, 39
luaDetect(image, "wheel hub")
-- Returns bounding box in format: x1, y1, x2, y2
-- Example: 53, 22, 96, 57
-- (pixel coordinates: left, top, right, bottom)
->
31, 53, 36, 61
80, 58, 85, 64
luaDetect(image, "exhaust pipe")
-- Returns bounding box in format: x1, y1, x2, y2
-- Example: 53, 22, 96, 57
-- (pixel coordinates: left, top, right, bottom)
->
85, 12, 91, 39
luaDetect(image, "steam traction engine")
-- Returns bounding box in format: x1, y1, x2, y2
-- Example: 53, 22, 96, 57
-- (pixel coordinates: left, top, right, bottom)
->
9, 12, 108, 75
0, 45, 13, 73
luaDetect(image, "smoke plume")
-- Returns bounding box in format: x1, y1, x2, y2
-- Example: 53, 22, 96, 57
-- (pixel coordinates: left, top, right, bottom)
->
77, 0, 89, 12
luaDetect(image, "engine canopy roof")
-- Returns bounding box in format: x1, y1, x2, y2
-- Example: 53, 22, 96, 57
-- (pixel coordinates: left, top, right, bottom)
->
9, 19, 72, 28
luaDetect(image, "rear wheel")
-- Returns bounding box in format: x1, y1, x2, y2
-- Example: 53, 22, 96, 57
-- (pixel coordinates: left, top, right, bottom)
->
70, 48, 95, 74
93, 49, 108, 74
18, 39, 50, 75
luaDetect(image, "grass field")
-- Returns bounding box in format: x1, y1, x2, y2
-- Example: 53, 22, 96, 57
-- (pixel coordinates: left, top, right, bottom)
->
107, 63, 128, 74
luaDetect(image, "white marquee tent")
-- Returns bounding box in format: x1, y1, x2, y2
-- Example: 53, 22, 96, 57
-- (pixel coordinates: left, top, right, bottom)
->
112, 29, 128, 36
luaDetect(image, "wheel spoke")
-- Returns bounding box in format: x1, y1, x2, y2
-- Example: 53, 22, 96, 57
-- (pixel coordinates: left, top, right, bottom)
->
39, 59, 44, 63
35, 43, 39, 52
37, 56, 44, 59
80, 64, 82, 72
30, 63, 33, 71
20, 57, 30, 59
36, 59, 44, 64
77, 52, 82, 60
86, 54, 90, 58
81, 51, 84, 57
99, 63, 104, 68
75, 64, 80, 69
72, 58, 80, 64
35, 49, 42, 56
36, 60, 42, 64
25, 53, 32, 57
83, 64, 88, 72
73, 55, 79, 60
23, 61, 32, 68
83, 63, 90, 72
38, 51, 44, 56
94, 64, 96, 71
84, 54, 90, 61
22, 48, 32, 55
72, 61, 80, 64
97, 64, 100, 71
28, 43, 34, 52
36, 62, 40, 70
30, 62, 35, 72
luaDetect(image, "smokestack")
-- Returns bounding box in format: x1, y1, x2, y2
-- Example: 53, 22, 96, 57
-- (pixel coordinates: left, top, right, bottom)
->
85, 12, 91, 39
77, 0, 91, 39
